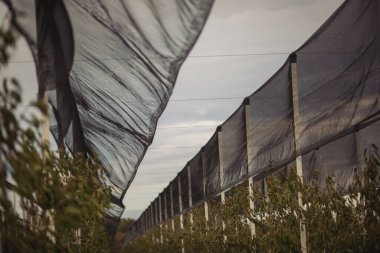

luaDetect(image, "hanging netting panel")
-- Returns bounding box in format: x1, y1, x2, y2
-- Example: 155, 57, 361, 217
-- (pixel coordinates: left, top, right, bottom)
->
189, 151, 204, 206
164, 186, 172, 219
143, 211, 148, 230
171, 177, 180, 216
140, 212, 144, 231
137, 214, 142, 233
145, 207, 150, 229
153, 199, 157, 225
147, 210, 151, 229
144, 206, 149, 229
140, 216, 144, 233
247, 60, 295, 177
155, 198, 160, 225
203, 132, 220, 196
159, 192, 165, 223
296, 0, 380, 153
149, 204, 154, 227
179, 168, 189, 212
150, 204, 155, 227
4, 0, 214, 227
358, 119, 380, 164
220, 104, 248, 189
302, 133, 357, 191
134, 217, 140, 234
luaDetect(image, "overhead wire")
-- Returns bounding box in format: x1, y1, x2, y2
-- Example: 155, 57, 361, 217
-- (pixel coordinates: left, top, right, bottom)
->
5, 50, 376, 64
3, 51, 290, 64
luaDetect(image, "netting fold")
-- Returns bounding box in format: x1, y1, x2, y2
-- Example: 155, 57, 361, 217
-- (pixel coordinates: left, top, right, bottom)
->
4, 0, 214, 233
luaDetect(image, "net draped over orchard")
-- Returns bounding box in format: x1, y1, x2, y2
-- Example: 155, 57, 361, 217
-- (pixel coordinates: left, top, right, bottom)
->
126, 0, 380, 241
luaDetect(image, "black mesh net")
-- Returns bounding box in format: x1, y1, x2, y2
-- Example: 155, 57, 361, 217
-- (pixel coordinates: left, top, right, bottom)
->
203, 132, 220, 196
164, 186, 171, 219
189, 151, 204, 206
143, 207, 148, 229
247, 60, 295, 177
179, 167, 189, 212
220, 104, 248, 189
150, 204, 154, 228
296, 0, 380, 153
159, 192, 165, 223
171, 177, 180, 216
143, 210, 148, 230
145, 207, 150, 230
129, 0, 380, 241
302, 133, 357, 190
153, 198, 158, 226
359, 119, 380, 160
155, 198, 160, 225
4, 0, 214, 232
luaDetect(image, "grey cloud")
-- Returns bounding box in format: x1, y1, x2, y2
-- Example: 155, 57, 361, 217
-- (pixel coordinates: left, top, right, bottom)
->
192, 0, 343, 56
210, 0, 342, 19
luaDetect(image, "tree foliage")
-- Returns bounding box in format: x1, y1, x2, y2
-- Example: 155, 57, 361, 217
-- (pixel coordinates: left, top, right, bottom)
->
0, 21, 112, 253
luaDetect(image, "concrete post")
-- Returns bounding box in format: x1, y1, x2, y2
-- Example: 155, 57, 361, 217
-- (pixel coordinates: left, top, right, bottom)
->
170, 184, 175, 231
159, 195, 163, 243
201, 149, 209, 224
217, 127, 227, 243
244, 98, 256, 238
187, 164, 193, 225
290, 54, 308, 253
178, 175, 185, 253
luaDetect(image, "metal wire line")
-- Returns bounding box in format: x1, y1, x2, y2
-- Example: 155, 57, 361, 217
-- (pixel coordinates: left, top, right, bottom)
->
6, 50, 378, 64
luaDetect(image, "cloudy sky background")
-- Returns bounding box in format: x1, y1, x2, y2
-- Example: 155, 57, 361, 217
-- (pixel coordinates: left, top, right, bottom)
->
0, 0, 344, 219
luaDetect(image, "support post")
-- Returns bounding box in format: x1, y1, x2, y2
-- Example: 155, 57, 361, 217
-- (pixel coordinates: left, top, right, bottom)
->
140, 213, 143, 234
142, 216, 144, 234
164, 189, 168, 235
145, 209, 148, 231
217, 127, 227, 243
150, 205, 155, 244
142, 212, 146, 238
170, 184, 175, 231
355, 131, 364, 172
159, 196, 162, 224
159, 195, 163, 243
147, 206, 150, 230
290, 54, 308, 253
263, 177, 269, 201
187, 164, 193, 225
155, 199, 158, 226
144, 211, 148, 233
201, 149, 209, 224
164, 190, 168, 221
178, 176, 184, 229
146, 210, 149, 232
155, 199, 159, 243
150, 206, 153, 230
244, 98, 256, 239
178, 175, 185, 253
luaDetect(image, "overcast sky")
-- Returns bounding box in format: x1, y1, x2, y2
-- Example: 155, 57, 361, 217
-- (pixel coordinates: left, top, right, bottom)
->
1, 0, 344, 219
